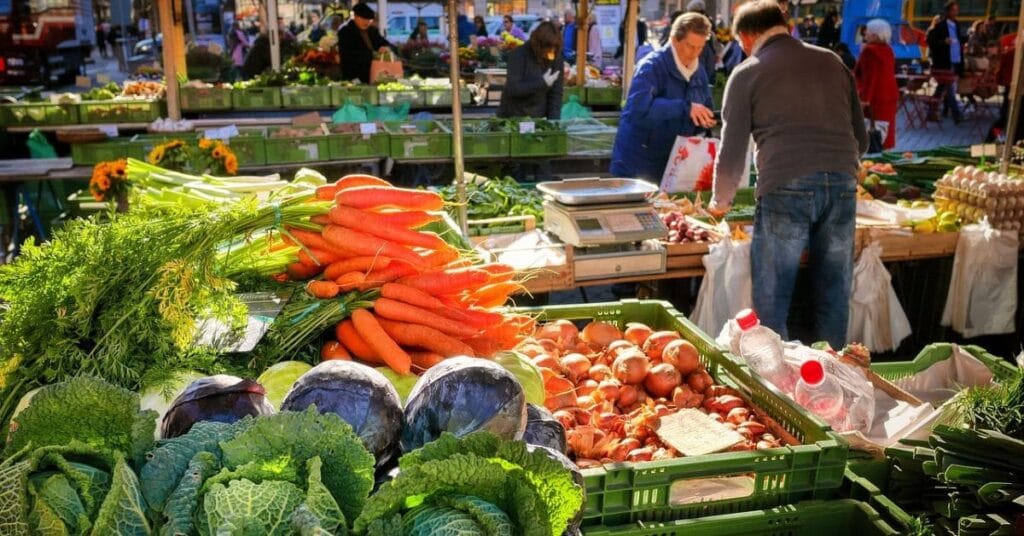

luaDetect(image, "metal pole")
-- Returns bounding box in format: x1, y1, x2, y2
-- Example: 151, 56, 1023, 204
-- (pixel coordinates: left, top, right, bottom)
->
622, 0, 637, 95
1000, 12, 1024, 173
448, 0, 468, 235
576, 0, 588, 87
269, 0, 281, 70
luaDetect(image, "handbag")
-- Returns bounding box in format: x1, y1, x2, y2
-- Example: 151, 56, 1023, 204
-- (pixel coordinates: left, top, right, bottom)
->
864, 106, 885, 154
370, 49, 404, 83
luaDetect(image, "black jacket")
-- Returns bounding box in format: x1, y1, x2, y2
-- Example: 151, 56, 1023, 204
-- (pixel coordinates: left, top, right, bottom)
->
498, 46, 564, 119
338, 21, 391, 83
926, 17, 963, 72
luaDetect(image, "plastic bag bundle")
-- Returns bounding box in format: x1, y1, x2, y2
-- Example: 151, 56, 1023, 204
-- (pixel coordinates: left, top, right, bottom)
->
560, 95, 592, 120
27, 129, 57, 159
692, 227, 752, 336
847, 241, 912, 352
367, 102, 411, 122
331, 100, 368, 124
941, 220, 1019, 338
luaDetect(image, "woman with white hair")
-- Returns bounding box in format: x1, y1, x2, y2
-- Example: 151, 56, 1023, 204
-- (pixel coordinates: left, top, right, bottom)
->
854, 18, 899, 149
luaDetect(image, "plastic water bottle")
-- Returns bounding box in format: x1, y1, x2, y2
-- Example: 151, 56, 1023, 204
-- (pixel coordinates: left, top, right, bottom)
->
736, 309, 797, 394
794, 358, 848, 431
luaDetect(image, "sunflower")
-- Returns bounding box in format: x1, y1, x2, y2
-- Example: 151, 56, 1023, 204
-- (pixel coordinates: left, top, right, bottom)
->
224, 154, 238, 175
166, 140, 185, 150
148, 146, 166, 164
199, 138, 213, 150
212, 146, 225, 159
95, 175, 111, 191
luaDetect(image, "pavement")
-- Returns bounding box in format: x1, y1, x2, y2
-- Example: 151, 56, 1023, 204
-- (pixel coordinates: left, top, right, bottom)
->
891, 96, 1001, 153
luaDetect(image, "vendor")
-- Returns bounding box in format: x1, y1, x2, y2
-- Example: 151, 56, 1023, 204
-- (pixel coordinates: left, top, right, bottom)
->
610, 13, 715, 182
498, 22, 564, 120
338, 3, 393, 83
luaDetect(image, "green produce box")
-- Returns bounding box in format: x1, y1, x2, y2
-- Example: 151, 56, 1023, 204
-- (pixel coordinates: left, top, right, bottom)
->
71, 138, 146, 166
581, 499, 901, 536
384, 120, 451, 160
564, 86, 583, 103
841, 461, 920, 535
513, 300, 849, 527
131, 133, 199, 157
231, 87, 283, 110
78, 99, 163, 123
561, 117, 616, 156
456, 120, 509, 159
179, 85, 232, 112
0, 102, 79, 126
327, 123, 389, 160
596, 116, 620, 127
265, 127, 330, 163
281, 85, 332, 109
378, 89, 422, 107
226, 131, 268, 166
870, 343, 1016, 382
510, 124, 567, 157
421, 88, 472, 107
330, 84, 379, 107
585, 86, 623, 106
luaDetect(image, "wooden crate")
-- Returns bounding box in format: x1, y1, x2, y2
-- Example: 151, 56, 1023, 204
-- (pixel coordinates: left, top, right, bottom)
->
474, 235, 573, 293
859, 227, 960, 261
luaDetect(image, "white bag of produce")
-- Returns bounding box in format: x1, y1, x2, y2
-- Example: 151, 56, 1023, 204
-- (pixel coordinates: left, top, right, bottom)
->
847, 241, 912, 352
941, 221, 1018, 338
692, 232, 752, 336
660, 136, 718, 193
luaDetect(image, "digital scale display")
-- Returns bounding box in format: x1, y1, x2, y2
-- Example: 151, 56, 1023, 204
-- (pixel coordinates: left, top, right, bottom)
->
543, 199, 668, 247
577, 218, 604, 232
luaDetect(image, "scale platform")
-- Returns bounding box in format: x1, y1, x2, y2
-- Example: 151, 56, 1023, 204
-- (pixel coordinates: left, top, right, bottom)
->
543, 200, 668, 247
573, 241, 667, 281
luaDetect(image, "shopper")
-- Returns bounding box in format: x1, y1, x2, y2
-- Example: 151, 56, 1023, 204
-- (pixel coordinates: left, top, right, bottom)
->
711, 0, 867, 349
855, 19, 899, 149
501, 15, 527, 40
615, 17, 649, 60
338, 4, 393, 83
586, 15, 603, 68
474, 16, 489, 37
228, 21, 250, 77
609, 13, 715, 182
926, 0, 963, 122
835, 42, 857, 70
685, 0, 720, 85
410, 19, 430, 43
816, 9, 839, 49
96, 24, 107, 58
800, 17, 818, 40
563, 9, 576, 62
498, 21, 563, 119
457, 14, 476, 46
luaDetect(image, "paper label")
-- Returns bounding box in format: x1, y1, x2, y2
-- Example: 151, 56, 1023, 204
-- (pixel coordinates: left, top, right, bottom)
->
204, 125, 239, 141
656, 408, 744, 456
76, 75, 92, 88
359, 122, 378, 135
298, 143, 319, 160
519, 121, 535, 134
970, 144, 998, 157
669, 474, 757, 505
98, 125, 119, 138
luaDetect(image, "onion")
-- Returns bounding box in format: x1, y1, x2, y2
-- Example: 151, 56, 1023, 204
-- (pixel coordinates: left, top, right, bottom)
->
588, 364, 612, 382
612, 349, 650, 385
672, 385, 704, 408
560, 353, 591, 381
577, 395, 597, 410
536, 319, 579, 349
662, 339, 702, 376
518, 342, 546, 359
581, 321, 623, 348
532, 353, 560, 371
606, 339, 635, 354
687, 370, 714, 393
577, 379, 599, 397
726, 407, 750, 424
596, 379, 621, 402
623, 323, 654, 346
553, 409, 575, 429
642, 331, 682, 360
644, 363, 682, 397
618, 384, 639, 407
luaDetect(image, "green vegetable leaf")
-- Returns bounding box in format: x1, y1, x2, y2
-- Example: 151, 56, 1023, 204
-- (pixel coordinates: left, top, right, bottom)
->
403, 495, 513, 536
0, 456, 33, 536
160, 451, 220, 536
365, 515, 402, 536
302, 457, 345, 534
27, 493, 68, 536
28, 474, 89, 534
5, 377, 157, 466
289, 504, 336, 536
200, 479, 304, 536
88, 454, 150, 536
202, 456, 302, 494
218, 408, 375, 523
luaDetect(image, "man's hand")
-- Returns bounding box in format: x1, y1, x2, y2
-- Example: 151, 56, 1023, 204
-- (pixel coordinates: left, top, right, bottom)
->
690, 103, 716, 128
542, 68, 560, 87
708, 200, 731, 219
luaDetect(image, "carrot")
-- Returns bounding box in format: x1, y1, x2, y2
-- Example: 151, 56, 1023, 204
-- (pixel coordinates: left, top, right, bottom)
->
397, 268, 491, 295
375, 210, 442, 229
434, 298, 505, 329
480, 263, 516, 283
422, 245, 461, 267
335, 272, 367, 292
286, 228, 340, 255
336, 174, 392, 190
462, 336, 506, 358
268, 238, 293, 252
335, 186, 444, 211
320, 340, 352, 361
328, 206, 447, 250
468, 281, 523, 308
307, 280, 341, 299
358, 263, 419, 289
380, 282, 448, 310
409, 350, 445, 371
372, 297, 480, 338
377, 318, 476, 357
310, 215, 332, 226
315, 184, 340, 200
322, 225, 425, 268
351, 309, 412, 374
336, 320, 380, 363
286, 262, 323, 280
324, 256, 393, 281
298, 248, 345, 268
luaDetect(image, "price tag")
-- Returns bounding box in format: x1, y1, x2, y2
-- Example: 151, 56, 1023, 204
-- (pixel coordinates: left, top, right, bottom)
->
97, 73, 111, 85
359, 122, 378, 135
518, 121, 535, 134
75, 75, 92, 88
970, 144, 998, 157
204, 125, 239, 140
98, 125, 119, 138
298, 143, 319, 160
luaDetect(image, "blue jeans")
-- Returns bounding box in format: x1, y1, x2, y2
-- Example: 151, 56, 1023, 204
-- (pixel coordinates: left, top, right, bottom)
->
751, 172, 857, 348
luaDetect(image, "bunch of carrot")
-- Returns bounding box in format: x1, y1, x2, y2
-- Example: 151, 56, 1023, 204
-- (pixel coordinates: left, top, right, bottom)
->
275, 174, 534, 376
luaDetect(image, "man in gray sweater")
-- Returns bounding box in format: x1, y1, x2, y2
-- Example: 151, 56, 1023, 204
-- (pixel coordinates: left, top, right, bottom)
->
710, 0, 868, 348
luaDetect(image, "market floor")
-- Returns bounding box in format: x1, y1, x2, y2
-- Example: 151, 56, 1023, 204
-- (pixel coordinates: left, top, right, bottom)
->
892, 97, 1001, 152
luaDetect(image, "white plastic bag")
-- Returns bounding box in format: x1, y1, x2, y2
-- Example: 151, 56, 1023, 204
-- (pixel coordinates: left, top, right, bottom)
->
847, 241, 912, 352
692, 229, 752, 336
660, 136, 718, 193
941, 221, 1019, 338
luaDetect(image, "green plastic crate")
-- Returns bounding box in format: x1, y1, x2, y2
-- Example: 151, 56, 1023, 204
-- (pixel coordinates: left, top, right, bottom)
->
454, 120, 509, 159
179, 85, 232, 112
513, 300, 849, 527
564, 86, 583, 103
870, 343, 1016, 382
131, 133, 199, 157
384, 120, 451, 160
596, 116, 620, 127
0, 102, 79, 126
226, 131, 268, 166
585, 86, 623, 106
78, 99, 163, 123
378, 90, 422, 107
327, 126, 389, 160
71, 139, 146, 166
581, 499, 900, 536
842, 461, 920, 534
421, 88, 472, 107
265, 127, 330, 163
231, 87, 283, 110
510, 127, 567, 157
562, 117, 616, 156
330, 84, 379, 107
281, 85, 332, 109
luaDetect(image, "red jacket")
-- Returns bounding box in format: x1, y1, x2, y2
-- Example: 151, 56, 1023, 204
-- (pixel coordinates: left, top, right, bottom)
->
854, 43, 899, 116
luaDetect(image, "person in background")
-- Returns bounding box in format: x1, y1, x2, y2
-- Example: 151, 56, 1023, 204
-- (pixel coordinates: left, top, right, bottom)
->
925, 0, 963, 122
337, 3, 393, 83
107, 25, 119, 58
610, 13, 715, 182
615, 16, 649, 60
562, 10, 577, 63
800, 16, 818, 40
816, 9, 839, 49
308, 11, 325, 43
474, 16, 489, 37
498, 21, 563, 119
502, 15, 527, 40
835, 42, 857, 69
410, 19, 430, 43
95, 23, 107, 58
586, 14, 603, 68
855, 19, 899, 149
685, 0, 720, 85
242, 21, 297, 79
228, 21, 250, 79
661, 10, 684, 45
711, 0, 867, 349
457, 14, 475, 46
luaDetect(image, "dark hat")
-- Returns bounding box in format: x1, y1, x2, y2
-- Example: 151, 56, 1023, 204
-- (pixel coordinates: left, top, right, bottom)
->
352, 3, 376, 19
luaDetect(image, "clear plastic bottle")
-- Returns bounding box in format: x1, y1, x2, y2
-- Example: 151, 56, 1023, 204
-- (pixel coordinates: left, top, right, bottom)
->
736, 309, 797, 394
794, 358, 848, 431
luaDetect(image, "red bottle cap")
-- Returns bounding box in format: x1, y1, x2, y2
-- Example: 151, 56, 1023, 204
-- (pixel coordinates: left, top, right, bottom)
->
800, 359, 825, 386
736, 309, 759, 331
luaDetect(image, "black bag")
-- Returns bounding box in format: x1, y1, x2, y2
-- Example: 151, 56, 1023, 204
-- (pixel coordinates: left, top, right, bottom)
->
867, 121, 884, 154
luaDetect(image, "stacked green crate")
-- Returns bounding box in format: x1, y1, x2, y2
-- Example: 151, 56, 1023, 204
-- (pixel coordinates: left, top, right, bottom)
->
509, 119, 567, 157
265, 126, 331, 163
231, 87, 283, 110
327, 122, 389, 160
179, 85, 232, 112
451, 119, 510, 159
78, 100, 163, 123
384, 120, 451, 160
0, 102, 79, 126
330, 84, 379, 107
281, 85, 332, 109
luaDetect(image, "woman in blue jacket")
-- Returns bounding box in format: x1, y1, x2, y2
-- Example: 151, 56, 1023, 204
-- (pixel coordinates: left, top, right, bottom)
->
611, 13, 716, 182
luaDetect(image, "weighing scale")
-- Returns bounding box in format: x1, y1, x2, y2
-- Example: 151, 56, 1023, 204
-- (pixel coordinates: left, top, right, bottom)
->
537, 178, 669, 281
